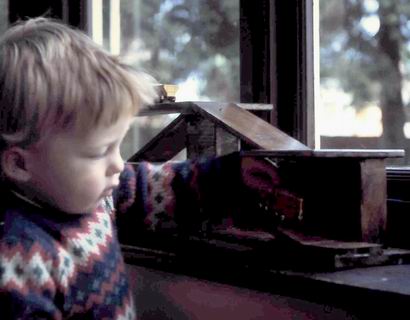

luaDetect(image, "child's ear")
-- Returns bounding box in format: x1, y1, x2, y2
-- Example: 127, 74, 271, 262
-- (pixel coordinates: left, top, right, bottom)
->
1, 147, 31, 182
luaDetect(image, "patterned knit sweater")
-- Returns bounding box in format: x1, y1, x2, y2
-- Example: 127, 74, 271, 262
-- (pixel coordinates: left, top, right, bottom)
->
0, 153, 241, 319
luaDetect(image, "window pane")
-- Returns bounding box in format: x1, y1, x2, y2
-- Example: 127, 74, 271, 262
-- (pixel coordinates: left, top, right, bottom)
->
120, 0, 240, 102
318, 0, 410, 165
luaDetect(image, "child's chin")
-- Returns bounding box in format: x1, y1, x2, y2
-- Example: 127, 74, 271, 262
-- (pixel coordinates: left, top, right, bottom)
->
84, 203, 100, 213
71, 197, 108, 214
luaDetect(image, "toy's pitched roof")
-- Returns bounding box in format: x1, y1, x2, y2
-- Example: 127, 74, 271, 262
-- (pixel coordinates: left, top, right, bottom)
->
130, 102, 309, 162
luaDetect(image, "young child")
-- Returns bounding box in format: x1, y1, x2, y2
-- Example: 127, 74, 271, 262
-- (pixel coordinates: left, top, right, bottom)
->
0, 18, 283, 319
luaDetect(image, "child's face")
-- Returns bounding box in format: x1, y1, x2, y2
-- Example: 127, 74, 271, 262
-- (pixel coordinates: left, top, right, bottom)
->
24, 114, 134, 213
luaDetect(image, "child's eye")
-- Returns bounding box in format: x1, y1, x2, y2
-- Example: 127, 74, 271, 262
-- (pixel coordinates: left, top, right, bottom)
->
87, 141, 121, 159
88, 148, 109, 159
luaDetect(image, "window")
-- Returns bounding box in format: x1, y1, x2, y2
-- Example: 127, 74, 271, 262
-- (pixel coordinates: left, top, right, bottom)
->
317, 0, 410, 166
88, 0, 240, 159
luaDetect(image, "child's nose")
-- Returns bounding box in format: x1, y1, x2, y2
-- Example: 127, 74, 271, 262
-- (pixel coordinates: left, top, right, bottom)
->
107, 149, 124, 176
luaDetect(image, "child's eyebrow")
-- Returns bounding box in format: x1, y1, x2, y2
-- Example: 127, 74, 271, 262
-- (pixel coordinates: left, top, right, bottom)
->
95, 139, 121, 148
97, 133, 129, 147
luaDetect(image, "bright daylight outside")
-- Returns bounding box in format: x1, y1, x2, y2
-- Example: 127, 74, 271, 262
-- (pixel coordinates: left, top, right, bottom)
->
318, 0, 410, 165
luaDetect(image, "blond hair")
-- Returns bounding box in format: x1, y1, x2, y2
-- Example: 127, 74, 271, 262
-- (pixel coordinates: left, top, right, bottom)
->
0, 17, 157, 148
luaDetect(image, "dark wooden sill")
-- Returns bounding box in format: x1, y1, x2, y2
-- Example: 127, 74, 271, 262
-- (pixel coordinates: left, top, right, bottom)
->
126, 264, 360, 320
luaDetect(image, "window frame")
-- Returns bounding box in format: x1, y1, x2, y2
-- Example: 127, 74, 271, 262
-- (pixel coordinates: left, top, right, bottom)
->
240, 0, 315, 147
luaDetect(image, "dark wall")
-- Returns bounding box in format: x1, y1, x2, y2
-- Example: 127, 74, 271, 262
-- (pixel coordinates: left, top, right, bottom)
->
9, 0, 85, 29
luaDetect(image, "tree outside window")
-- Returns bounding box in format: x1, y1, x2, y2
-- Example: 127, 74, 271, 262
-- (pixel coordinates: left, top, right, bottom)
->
319, 0, 410, 165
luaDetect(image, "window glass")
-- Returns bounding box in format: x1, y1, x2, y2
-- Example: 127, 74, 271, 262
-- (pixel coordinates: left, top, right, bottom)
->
318, 0, 410, 165
92, 0, 240, 159
0, 0, 8, 34
120, 0, 240, 102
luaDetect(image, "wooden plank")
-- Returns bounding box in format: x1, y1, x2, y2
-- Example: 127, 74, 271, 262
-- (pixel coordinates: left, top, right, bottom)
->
242, 150, 314, 157
236, 103, 274, 111
243, 149, 404, 159
138, 102, 194, 116
313, 149, 404, 158
360, 159, 387, 243
138, 102, 274, 116
277, 228, 382, 251
192, 102, 311, 151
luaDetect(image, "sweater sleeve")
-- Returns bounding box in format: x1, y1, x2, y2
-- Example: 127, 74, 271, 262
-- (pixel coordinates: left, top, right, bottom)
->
0, 236, 60, 319
113, 152, 242, 235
